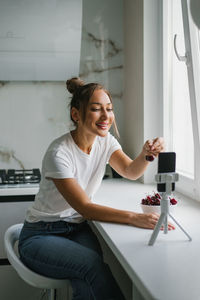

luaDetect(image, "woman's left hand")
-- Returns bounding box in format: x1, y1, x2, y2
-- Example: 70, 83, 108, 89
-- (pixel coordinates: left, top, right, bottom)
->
143, 137, 165, 158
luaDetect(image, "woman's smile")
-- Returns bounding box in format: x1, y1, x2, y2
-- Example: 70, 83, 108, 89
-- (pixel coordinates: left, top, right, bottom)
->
96, 122, 109, 130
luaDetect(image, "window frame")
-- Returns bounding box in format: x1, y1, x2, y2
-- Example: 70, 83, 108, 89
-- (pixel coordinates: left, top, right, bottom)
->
163, 0, 200, 201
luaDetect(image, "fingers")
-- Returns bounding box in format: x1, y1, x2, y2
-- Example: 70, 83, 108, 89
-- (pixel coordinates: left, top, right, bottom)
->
143, 140, 153, 155
148, 214, 159, 228
150, 214, 175, 231
140, 213, 175, 230
167, 221, 176, 230
152, 137, 165, 152
136, 213, 159, 229
144, 137, 165, 157
134, 213, 176, 231
151, 138, 165, 156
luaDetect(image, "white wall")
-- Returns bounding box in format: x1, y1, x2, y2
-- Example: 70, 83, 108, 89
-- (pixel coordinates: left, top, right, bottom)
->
0, 0, 124, 171
123, 0, 144, 159
123, 0, 163, 183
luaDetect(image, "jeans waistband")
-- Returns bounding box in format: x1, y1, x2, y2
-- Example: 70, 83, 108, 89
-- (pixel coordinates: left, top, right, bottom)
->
23, 220, 86, 231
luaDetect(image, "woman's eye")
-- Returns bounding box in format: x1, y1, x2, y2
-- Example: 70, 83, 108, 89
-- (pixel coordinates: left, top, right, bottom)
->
91, 107, 113, 112
91, 108, 100, 111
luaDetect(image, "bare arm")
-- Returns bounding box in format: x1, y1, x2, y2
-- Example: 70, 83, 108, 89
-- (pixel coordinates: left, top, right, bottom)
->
109, 149, 149, 180
109, 137, 165, 180
51, 177, 169, 229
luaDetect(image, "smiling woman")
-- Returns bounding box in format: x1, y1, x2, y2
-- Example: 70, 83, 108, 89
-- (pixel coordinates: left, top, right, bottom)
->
18, 77, 169, 300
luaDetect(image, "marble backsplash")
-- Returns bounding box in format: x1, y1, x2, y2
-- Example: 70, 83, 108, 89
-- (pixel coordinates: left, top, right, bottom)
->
0, 0, 124, 170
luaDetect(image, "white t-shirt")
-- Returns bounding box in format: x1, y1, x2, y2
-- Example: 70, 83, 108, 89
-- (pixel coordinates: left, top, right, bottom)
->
26, 131, 121, 223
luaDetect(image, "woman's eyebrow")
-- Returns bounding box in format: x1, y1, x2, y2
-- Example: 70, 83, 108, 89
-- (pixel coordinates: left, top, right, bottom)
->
89, 102, 112, 105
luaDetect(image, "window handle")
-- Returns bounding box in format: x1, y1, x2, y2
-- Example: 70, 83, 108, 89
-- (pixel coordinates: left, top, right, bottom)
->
174, 34, 188, 63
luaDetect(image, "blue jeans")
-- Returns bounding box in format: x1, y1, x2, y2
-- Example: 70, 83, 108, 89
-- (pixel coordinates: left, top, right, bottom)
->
18, 220, 125, 300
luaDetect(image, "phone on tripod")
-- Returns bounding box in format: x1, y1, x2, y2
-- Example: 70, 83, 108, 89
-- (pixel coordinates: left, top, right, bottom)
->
157, 152, 176, 192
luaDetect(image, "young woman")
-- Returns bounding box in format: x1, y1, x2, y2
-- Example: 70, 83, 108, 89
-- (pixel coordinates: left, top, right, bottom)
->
18, 78, 175, 300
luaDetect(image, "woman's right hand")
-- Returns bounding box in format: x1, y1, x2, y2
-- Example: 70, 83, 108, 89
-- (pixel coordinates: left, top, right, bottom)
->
130, 212, 175, 230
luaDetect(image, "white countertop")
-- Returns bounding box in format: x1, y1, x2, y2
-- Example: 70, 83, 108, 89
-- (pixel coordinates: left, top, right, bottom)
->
92, 179, 200, 300
0, 185, 39, 196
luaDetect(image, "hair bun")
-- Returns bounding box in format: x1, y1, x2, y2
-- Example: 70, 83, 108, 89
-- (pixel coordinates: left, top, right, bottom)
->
66, 77, 85, 94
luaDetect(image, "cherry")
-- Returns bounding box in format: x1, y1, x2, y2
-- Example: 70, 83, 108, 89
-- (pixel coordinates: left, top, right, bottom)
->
145, 155, 154, 161
170, 198, 177, 205
141, 193, 177, 206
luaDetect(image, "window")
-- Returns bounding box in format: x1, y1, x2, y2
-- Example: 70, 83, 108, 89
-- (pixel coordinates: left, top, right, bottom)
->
163, 0, 200, 200
172, 0, 194, 177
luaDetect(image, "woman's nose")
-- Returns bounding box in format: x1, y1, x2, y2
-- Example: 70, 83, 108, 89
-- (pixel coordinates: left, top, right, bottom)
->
101, 109, 108, 119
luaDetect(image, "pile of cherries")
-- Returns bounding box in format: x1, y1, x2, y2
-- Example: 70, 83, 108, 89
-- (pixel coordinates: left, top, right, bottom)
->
141, 192, 177, 206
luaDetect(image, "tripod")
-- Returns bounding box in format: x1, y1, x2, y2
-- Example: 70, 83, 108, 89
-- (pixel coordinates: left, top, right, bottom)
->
148, 173, 192, 246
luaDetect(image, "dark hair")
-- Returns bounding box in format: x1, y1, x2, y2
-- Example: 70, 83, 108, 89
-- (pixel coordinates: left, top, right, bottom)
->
66, 77, 119, 137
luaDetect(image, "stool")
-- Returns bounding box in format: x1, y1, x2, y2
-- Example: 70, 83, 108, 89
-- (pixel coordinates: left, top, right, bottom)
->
4, 223, 71, 300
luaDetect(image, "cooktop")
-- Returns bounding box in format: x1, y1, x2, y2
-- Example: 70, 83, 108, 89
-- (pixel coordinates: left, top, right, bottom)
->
0, 168, 41, 188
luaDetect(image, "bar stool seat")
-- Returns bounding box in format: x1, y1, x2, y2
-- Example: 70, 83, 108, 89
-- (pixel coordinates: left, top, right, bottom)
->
4, 223, 71, 300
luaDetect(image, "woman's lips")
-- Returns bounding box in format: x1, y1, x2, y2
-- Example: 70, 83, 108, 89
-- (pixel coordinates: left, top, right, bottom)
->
96, 122, 109, 130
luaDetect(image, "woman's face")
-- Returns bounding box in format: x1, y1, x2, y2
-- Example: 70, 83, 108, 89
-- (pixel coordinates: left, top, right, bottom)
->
79, 89, 115, 137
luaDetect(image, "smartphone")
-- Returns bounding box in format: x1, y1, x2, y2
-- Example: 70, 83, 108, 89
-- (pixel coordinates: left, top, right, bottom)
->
157, 152, 176, 192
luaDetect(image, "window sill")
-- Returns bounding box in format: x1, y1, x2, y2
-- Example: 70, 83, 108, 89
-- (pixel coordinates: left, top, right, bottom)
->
93, 178, 200, 300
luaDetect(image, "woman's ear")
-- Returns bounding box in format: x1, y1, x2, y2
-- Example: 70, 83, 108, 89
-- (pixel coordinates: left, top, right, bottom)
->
71, 107, 80, 123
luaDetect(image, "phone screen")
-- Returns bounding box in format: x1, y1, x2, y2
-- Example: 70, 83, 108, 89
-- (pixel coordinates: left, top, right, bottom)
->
157, 152, 176, 192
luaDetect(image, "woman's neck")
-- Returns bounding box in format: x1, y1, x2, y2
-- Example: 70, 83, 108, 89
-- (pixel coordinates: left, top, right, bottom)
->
71, 129, 96, 154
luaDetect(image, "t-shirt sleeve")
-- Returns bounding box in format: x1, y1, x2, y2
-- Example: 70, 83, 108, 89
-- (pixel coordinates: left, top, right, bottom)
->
106, 133, 122, 162
44, 149, 74, 179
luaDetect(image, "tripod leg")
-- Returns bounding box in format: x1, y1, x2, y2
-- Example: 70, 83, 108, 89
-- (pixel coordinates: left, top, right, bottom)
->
164, 214, 168, 234
169, 213, 192, 241
148, 213, 166, 246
